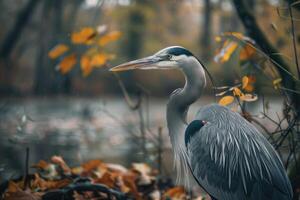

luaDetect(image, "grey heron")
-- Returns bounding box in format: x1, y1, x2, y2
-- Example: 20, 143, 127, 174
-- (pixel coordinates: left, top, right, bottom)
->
110, 46, 293, 200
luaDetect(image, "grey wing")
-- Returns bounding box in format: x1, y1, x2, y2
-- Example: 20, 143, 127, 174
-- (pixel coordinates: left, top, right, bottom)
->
186, 104, 292, 200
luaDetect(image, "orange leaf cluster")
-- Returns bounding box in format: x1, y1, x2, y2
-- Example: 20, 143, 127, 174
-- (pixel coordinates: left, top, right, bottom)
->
214, 32, 257, 63
48, 26, 121, 77
218, 75, 257, 106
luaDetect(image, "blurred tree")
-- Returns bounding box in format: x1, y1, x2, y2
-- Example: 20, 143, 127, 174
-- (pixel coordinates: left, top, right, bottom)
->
34, 0, 83, 95
200, 0, 212, 60
0, 0, 40, 95
119, 1, 150, 91
0, 0, 39, 59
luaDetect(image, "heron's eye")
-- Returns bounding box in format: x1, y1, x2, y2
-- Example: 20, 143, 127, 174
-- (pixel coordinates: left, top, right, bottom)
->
166, 54, 173, 60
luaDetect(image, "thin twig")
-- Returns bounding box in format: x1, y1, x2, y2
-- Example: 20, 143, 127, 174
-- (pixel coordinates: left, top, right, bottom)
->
24, 147, 30, 189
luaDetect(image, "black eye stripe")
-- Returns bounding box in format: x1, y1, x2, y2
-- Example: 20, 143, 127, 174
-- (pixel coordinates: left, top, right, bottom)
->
166, 47, 193, 57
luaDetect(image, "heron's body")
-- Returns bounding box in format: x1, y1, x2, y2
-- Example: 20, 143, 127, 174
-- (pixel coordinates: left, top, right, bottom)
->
110, 46, 293, 200
186, 104, 292, 200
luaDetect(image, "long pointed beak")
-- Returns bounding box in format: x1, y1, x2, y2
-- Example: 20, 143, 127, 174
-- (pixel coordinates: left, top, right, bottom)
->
110, 56, 161, 72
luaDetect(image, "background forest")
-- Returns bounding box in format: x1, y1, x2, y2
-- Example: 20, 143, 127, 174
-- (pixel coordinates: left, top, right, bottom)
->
0, 0, 300, 199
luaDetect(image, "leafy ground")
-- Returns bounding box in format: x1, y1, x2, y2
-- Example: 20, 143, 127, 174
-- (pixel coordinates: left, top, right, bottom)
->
0, 155, 208, 200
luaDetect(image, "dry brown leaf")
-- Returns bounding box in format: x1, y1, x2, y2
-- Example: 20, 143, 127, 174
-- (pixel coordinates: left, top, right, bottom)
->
71, 27, 96, 44
7, 181, 21, 193
31, 160, 49, 170
81, 160, 104, 174
164, 186, 185, 199
94, 171, 117, 188
4, 190, 42, 200
242, 76, 249, 89
218, 96, 234, 106
31, 174, 71, 191
48, 44, 69, 59
98, 31, 122, 46
51, 156, 71, 174
58, 54, 77, 74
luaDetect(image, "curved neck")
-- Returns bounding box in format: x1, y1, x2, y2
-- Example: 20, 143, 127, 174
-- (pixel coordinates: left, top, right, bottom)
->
167, 57, 206, 140
166, 56, 206, 185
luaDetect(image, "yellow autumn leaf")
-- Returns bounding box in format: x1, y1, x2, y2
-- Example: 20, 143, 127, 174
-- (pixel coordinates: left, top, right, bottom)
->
71, 27, 96, 44
244, 84, 254, 92
98, 31, 122, 46
273, 78, 282, 90
242, 76, 249, 89
48, 44, 69, 59
219, 96, 235, 106
233, 87, 244, 97
215, 36, 222, 42
273, 78, 282, 85
80, 55, 93, 77
90, 53, 109, 67
240, 44, 256, 61
58, 54, 77, 74
225, 32, 245, 40
214, 40, 238, 63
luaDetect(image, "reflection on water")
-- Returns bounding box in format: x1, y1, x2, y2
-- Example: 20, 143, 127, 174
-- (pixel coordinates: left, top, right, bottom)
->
0, 96, 284, 180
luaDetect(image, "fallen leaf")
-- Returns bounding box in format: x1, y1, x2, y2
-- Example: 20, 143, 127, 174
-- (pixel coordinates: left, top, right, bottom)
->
4, 190, 41, 200
81, 160, 104, 175
58, 54, 77, 74
51, 156, 71, 174
31, 174, 71, 191
48, 44, 69, 59
31, 160, 49, 170
7, 181, 21, 193
164, 186, 185, 199
218, 96, 234, 106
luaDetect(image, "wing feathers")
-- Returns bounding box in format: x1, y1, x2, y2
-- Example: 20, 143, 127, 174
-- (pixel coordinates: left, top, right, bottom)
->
186, 104, 292, 200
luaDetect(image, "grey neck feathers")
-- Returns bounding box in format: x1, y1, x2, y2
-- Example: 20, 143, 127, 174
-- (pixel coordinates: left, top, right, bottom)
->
166, 56, 206, 185
167, 56, 206, 139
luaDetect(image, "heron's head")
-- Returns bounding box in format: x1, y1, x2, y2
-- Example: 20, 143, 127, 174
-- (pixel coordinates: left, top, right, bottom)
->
110, 46, 196, 72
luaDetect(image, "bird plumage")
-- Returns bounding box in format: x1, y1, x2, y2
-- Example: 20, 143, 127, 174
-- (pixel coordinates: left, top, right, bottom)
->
186, 104, 293, 200
110, 46, 293, 200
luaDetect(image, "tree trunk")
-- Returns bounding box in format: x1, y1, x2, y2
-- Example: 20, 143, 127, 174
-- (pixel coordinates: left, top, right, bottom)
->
0, 0, 39, 59
200, 0, 212, 60
34, 0, 71, 95
232, 0, 300, 115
